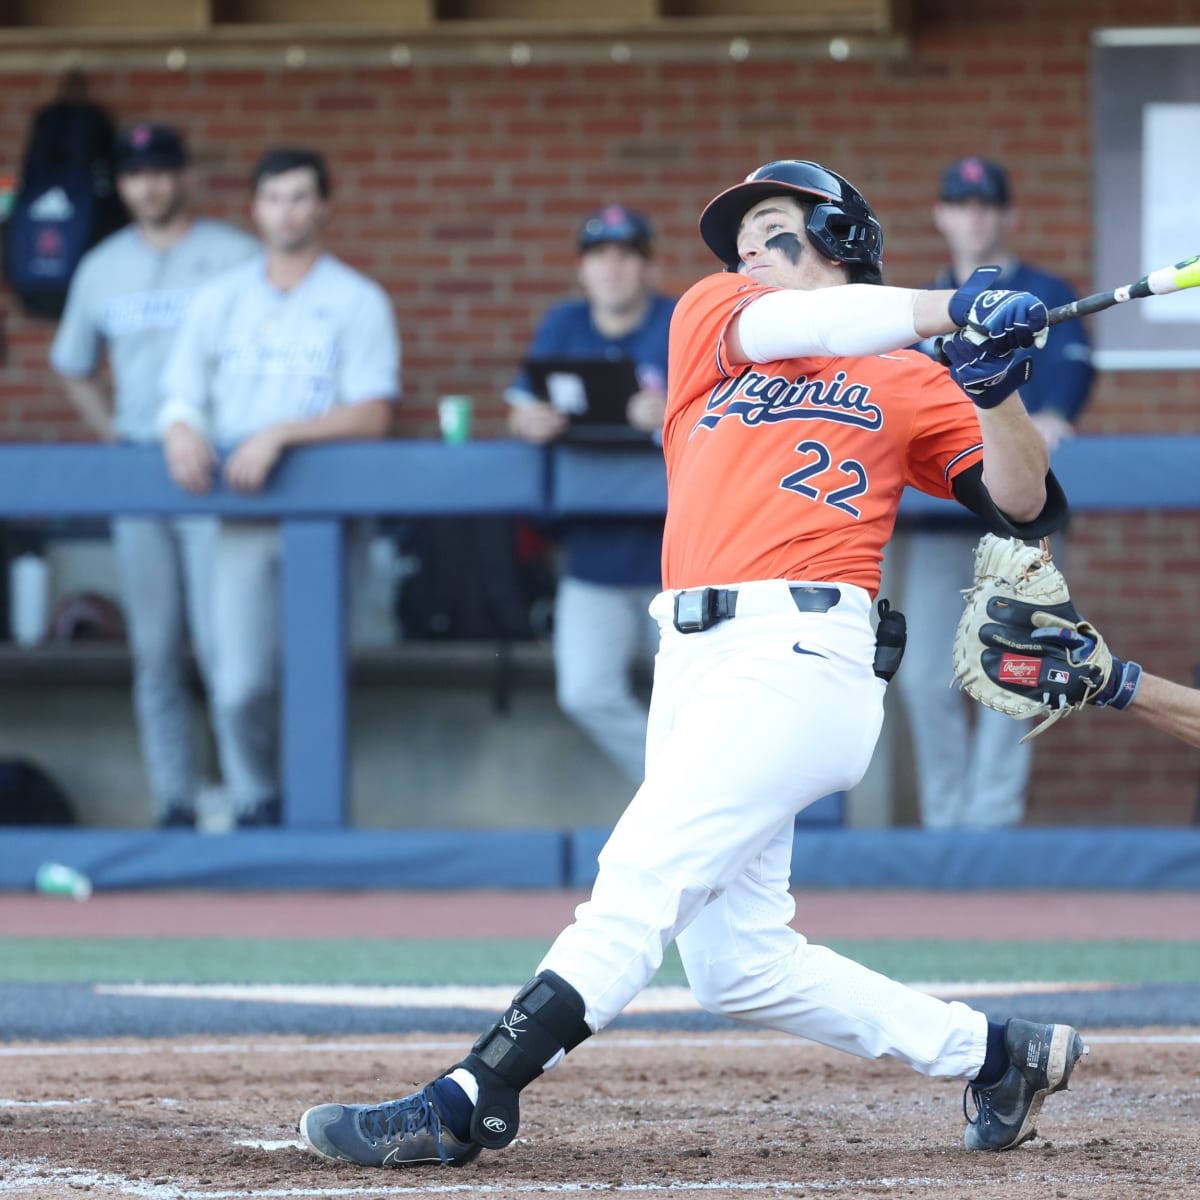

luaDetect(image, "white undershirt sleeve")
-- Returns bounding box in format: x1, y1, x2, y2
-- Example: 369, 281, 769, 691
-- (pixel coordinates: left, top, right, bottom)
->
734, 284, 923, 362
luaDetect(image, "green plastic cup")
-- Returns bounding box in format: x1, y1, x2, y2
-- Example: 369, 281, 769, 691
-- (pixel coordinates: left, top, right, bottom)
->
438, 395, 473, 444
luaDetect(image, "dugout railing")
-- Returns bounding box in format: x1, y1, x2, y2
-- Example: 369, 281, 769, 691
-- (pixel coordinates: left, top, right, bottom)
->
0, 436, 1198, 891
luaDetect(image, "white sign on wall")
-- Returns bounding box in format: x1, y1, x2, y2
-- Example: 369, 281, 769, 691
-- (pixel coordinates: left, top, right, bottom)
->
1141, 103, 1200, 323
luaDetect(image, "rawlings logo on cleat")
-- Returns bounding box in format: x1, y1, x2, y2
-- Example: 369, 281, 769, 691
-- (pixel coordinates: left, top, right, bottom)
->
998, 655, 1041, 686
482, 1116, 508, 1133
501, 1009, 527, 1039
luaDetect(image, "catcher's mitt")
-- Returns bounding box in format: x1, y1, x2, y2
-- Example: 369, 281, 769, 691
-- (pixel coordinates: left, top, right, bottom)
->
952, 534, 1112, 741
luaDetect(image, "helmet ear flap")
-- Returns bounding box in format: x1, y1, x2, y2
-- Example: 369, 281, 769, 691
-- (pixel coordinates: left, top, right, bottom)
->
806, 201, 883, 268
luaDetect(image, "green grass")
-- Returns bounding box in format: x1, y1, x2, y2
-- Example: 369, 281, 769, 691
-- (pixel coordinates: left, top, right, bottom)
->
1, 937, 1197, 986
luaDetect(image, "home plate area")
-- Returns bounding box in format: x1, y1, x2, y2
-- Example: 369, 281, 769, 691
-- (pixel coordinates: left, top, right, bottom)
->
1, 1032, 1198, 1199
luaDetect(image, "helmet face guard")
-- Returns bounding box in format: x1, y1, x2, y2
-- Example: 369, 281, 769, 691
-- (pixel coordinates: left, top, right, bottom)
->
699, 160, 884, 271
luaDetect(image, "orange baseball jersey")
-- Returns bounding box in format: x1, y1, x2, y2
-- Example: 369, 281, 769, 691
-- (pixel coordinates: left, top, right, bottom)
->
661, 272, 985, 595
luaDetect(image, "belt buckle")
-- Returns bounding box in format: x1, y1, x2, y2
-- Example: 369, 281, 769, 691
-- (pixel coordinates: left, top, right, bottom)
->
673, 587, 718, 634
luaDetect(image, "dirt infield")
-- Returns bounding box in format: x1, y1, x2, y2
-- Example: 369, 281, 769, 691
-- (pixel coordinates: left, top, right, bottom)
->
1, 1031, 1197, 1198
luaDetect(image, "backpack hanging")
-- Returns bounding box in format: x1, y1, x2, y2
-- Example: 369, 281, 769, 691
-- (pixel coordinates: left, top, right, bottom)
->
3, 87, 127, 319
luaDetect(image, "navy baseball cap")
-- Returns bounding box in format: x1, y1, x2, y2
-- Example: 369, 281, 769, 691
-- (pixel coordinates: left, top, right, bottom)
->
116, 123, 188, 173
939, 156, 1010, 206
578, 205, 653, 254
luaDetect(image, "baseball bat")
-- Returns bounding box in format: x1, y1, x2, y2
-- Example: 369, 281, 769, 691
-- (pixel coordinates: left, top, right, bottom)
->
936, 254, 1200, 364
1045, 254, 1200, 326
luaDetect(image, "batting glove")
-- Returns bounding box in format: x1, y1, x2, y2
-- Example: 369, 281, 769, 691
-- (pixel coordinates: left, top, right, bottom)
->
1030, 625, 1144, 710
940, 335, 1035, 409
948, 266, 1050, 355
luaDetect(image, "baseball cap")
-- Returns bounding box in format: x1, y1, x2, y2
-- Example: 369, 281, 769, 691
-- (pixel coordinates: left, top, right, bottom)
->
939, 156, 1010, 206
578, 205, 653, 254
115, 123, 188, 173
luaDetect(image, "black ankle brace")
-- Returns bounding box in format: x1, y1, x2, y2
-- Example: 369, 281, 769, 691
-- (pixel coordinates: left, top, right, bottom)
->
458, 970, 591, 1149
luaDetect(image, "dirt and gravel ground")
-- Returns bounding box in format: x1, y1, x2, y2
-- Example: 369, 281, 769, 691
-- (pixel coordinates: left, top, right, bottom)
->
1, 1030, 1197, 1198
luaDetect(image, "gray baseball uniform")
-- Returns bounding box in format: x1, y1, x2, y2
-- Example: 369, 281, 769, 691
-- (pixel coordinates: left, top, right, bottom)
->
49, 219, 259, 821
160, 253, 401, 819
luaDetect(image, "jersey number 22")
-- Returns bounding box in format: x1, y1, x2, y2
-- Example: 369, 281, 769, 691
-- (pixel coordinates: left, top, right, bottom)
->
779, 439, 868, 520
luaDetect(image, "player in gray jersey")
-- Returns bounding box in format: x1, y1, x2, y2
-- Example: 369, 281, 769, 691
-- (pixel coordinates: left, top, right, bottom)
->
159, 147, 399, 828
50, 122, 258, 829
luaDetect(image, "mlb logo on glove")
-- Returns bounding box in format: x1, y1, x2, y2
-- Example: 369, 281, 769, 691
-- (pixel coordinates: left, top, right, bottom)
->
1047, 668, 1071, 685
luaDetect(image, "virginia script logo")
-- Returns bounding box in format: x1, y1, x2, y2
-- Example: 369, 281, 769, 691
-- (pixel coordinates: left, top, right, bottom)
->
693, 366, 883, 435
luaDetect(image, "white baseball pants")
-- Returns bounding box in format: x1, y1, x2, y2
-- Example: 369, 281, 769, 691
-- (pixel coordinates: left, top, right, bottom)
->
113, 516, 217, 817
540, 579, 987, 1079
209, 521, 282, 817
208, 520, 369, 818
553, 577, 658, 785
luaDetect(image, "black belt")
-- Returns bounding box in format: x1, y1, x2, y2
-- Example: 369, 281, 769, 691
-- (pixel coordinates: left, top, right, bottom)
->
673, 584, 840, 634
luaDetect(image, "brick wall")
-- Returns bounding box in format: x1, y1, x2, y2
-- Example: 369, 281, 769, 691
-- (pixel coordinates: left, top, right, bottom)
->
2, 0, 1198, 822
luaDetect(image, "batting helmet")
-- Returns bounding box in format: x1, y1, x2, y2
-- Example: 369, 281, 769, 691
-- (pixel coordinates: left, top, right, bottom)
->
699, 160, 883, 272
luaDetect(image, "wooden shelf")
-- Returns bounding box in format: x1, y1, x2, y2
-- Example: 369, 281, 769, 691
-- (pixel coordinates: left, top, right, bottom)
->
0, 0, 907, 35
659, 0, 901, 28
211, 0, 431, 25
437, 0, 657, 22
4, 0, 209, 28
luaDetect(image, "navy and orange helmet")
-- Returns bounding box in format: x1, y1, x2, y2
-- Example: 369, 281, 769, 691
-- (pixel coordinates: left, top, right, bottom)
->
699, 160, 883, 272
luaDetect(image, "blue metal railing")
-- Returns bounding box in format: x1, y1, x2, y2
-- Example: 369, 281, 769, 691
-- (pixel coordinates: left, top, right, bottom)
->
1, 435, 1196, 827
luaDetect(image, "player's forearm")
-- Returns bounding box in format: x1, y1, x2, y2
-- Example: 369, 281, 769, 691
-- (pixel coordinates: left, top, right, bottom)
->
976, 398, 1049, 522
272, 398, 393, 448
158, 397, 209, 437
733, 285, 958, 363
1128, 672, 1200, 750
60, 375, 114, 440
911, 289, 960, 338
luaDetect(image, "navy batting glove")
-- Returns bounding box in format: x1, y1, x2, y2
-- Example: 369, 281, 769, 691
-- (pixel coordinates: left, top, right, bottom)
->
940, 335, 1034, 409
948, 268, 1049, 356
1095, 658, 1143, 709
948, 265, 1003, 325
1030, 626, 1144, 710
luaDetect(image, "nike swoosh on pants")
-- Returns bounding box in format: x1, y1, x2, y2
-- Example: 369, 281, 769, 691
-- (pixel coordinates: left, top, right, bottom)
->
792, 643, 827, 658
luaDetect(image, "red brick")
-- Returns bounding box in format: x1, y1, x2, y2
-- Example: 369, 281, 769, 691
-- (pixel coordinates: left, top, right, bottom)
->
2, 2, 1199, 819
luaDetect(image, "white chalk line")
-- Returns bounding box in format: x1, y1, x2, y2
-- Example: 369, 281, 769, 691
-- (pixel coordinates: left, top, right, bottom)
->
2, 1031, 1200, 1059
1085, 1033, 1200, 1044
0, 1039, 469, 1058
0, 1160, 1140, 1197
0, 1095, 190, 1108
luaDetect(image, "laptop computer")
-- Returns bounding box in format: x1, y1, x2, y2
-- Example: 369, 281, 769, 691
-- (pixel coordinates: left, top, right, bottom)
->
521, 356, 653, 443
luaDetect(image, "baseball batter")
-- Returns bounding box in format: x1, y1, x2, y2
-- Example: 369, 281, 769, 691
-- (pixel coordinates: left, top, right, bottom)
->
300, 160, 1085, 1167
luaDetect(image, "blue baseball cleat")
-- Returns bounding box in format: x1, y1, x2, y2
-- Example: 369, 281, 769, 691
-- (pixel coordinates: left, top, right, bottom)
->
963, 1018, 1087, 1151
300, 1085, 480, 1168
